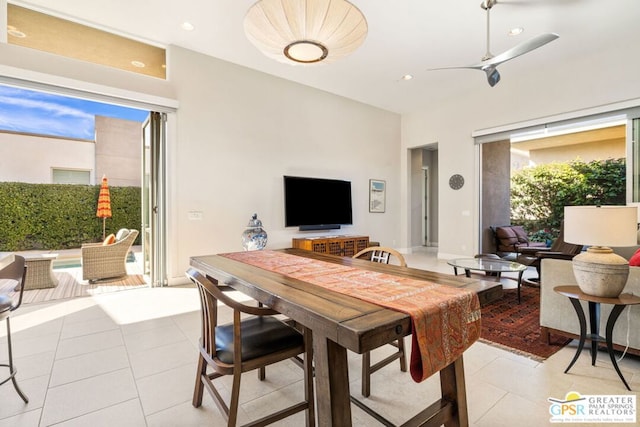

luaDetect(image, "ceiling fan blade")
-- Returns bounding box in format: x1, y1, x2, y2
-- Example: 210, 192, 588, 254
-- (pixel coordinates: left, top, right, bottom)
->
480, 33, 559, 67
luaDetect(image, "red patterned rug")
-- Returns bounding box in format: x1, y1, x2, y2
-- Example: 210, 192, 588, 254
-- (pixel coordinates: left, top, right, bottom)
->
480, 285, 571, 360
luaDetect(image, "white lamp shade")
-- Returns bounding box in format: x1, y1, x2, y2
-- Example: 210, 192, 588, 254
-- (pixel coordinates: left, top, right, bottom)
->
564, 205, 638, 247
244, 0, 368, 64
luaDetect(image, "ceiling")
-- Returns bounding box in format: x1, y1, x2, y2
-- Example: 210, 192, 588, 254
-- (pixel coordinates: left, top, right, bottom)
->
7, 0, 640, 114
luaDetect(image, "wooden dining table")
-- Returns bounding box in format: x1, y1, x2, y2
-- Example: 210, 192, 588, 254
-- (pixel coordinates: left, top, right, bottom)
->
190, 248, 502, 427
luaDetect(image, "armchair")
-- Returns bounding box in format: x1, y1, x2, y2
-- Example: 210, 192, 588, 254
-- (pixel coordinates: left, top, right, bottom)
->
82, 229, 139, 282
491, 225, 547, 258
516, 222, 582, 283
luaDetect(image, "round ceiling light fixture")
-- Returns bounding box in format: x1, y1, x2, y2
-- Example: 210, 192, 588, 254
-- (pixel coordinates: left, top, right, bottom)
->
244, 0, 368, 65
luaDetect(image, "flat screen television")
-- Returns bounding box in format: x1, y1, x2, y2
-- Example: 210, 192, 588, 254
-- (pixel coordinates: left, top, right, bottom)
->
284, 175, 353, 230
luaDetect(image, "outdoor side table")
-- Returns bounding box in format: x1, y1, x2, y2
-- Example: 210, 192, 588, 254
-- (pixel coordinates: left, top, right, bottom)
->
554, 285, 640, 391
23, 254, 59, 290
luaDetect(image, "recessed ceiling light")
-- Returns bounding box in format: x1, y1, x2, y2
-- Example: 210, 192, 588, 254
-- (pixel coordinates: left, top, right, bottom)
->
131, 60, 146, 68
7, 27, 26, 38
182, 22, 195, 31
509, 27, 524, 36
401, 74, 413, 81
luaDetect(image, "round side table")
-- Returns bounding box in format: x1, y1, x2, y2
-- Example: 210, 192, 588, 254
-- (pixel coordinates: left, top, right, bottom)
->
554, 285, 640, 391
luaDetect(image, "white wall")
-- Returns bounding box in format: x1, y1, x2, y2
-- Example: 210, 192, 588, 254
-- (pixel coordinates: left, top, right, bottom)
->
169, 47, 401, 279
402, 42, 640, 259
0, 131, 94, 183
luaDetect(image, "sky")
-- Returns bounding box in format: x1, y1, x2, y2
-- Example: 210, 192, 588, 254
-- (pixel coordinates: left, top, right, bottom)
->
0, 84, 149, 140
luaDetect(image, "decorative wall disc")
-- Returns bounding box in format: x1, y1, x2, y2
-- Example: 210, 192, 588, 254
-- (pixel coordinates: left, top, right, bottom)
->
449, 174, 464, 190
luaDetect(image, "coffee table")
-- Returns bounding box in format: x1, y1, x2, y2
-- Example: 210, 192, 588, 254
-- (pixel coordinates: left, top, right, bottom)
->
447, 258, 528, 303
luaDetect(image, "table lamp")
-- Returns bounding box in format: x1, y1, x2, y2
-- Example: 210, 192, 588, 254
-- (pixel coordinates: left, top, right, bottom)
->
564, 205, 638, 297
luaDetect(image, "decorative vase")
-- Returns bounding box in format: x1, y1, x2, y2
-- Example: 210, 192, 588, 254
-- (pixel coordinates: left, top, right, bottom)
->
241, 213, 268, 251
572, 247, 629, 297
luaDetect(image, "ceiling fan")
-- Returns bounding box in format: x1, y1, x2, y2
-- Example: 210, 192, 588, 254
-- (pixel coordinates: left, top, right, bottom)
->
431, 0, 559, 87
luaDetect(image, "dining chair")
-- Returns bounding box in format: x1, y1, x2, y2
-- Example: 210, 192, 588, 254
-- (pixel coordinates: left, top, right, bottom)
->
352, 246, 407, 397
186, 268, 314, 427
0, 254, 29, 403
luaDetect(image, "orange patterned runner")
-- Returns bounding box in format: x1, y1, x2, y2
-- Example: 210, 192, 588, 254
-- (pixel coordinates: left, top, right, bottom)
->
221, 250, 481, 382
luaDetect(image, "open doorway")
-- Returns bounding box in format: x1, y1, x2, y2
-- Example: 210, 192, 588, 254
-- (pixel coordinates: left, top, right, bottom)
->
410, 144, 439, 250
0, 83, 168, 302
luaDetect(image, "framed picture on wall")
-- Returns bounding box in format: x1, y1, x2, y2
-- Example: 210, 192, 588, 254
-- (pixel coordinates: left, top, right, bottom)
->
369, 179, 386, 213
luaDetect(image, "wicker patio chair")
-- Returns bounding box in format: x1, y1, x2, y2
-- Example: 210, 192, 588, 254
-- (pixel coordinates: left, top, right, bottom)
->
81, 229, 139, 282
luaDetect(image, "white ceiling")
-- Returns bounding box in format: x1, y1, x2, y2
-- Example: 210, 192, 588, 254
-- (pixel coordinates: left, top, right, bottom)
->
11, 0, 640, 114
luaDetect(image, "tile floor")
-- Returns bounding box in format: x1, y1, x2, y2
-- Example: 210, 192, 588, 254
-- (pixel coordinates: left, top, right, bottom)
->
0, 248, 638, 426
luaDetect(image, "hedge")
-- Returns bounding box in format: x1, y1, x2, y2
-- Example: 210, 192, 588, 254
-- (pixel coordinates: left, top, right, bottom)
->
0, 182, 141, 251
511, 158, 626, 240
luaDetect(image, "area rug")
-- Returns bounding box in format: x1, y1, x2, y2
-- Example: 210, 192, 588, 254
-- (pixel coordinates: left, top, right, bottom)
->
480, 285, 571, 360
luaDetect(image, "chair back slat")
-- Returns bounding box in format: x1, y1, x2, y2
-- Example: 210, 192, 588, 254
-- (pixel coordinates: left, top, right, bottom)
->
353, 246, 407, 267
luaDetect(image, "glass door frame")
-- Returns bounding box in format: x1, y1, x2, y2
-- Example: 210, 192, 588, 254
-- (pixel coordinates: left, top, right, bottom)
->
142, 112, 167, 287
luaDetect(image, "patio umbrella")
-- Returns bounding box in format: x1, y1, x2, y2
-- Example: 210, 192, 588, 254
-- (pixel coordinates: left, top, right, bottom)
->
96, 175, 112, 240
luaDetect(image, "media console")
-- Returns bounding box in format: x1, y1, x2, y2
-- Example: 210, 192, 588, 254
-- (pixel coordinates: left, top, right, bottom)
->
292, 235, 369, 257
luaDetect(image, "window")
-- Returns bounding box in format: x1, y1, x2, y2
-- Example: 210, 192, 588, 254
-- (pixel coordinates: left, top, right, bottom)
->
52, 169, 90, 185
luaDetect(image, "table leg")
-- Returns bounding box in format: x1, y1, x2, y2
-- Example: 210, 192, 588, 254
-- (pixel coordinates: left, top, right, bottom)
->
452, 266, 459, 276
313, 334, 352, 426
605, 305, 632, 391
564, 297, 587, 374
588, 302, 600, 366
440, 357, 468, 427
464, 269, 471, 278
516, 270, 524, 304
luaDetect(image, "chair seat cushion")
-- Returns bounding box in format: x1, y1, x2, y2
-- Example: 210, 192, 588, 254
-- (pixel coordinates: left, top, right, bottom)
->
215, 316, 303, 364
0, 294, 13, 315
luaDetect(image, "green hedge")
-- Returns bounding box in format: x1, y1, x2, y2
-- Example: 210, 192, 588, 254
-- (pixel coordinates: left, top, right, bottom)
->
0, 182, 141, 251
511, 158, 626, 239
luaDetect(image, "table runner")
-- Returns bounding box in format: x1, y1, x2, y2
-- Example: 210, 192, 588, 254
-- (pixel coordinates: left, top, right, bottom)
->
221, 250, 481, 382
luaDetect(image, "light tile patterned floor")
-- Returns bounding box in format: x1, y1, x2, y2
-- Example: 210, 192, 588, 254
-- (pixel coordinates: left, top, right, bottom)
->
0, 249, 638, 426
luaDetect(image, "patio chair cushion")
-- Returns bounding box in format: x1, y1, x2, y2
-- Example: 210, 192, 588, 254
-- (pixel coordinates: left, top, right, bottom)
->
511, 225, 530, 243
103, 234, 116, 245
115, 228, 130, 242
495, 226, 518, 247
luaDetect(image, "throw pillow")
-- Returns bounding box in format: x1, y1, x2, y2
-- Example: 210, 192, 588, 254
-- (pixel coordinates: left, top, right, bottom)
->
495, 226, 517, 247
103, 233, 116, 245
511, 226, 529, 243
629, 248, 640, 266
115, 228, 130, 242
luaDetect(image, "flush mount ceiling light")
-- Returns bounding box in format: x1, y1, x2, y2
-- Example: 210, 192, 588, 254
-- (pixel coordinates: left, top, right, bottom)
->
244, 0, 368, 64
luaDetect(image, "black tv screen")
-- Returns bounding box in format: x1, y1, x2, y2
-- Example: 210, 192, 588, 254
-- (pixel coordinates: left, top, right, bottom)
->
284, 176, 353, 230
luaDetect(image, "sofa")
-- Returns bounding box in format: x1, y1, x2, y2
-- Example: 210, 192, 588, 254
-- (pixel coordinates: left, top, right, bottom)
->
540, 257, 640, 355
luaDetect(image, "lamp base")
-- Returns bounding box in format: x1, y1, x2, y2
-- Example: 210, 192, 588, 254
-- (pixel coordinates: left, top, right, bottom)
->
572, 247, 629, 298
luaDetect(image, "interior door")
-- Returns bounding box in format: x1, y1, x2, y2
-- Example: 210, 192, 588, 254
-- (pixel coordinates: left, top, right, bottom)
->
142, 112, 167, 287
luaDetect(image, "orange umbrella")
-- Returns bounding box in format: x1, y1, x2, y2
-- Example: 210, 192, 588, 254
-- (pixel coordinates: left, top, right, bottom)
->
96, 175, 112, 240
